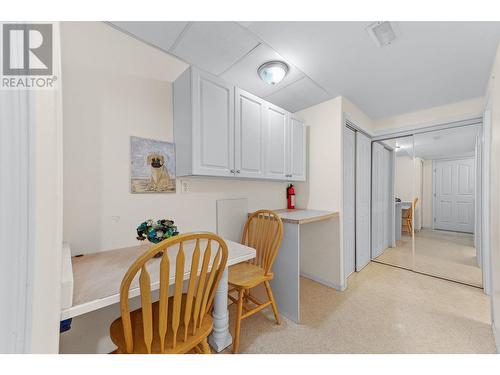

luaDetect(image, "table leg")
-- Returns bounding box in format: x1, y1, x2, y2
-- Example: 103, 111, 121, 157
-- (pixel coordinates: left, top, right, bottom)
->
208, 267, 232, 352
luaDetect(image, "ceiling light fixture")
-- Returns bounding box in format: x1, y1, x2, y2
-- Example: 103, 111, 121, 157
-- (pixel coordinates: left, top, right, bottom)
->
257, 61, 289, 85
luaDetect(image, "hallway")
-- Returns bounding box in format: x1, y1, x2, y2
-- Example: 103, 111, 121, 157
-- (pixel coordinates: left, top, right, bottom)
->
226, 262, 495, 353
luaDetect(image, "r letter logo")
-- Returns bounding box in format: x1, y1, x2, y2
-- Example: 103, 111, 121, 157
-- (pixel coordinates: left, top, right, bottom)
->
2, 23, 53, 76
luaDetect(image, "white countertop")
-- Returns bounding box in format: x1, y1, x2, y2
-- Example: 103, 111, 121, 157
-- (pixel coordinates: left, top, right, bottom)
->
274, 209, 339, 224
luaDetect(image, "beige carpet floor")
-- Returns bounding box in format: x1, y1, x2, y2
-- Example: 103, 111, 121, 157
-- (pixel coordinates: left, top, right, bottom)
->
374, 229, 482, 287
224, 262, 496, 354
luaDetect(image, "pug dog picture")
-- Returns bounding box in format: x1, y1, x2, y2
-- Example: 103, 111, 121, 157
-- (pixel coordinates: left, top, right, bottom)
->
146, 153, 172, 191
130, 136, 176, 193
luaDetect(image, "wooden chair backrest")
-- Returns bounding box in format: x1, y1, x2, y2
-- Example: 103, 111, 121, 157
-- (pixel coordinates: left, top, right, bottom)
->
241, 210, 284, 275
119, 232, 228, 353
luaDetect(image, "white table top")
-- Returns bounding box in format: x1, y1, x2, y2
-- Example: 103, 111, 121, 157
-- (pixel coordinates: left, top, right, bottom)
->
61, 239, 255, 320
274, 209, 338, 224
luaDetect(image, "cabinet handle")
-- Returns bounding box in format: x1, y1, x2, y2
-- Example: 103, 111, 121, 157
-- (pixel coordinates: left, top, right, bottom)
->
230, 169, 235, 174
236, 170, 241, 174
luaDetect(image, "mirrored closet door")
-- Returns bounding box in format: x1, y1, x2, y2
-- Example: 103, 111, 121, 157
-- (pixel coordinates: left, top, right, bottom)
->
413, 126, 483, 287
371, 135, 415, 271
371, 126, 483, 288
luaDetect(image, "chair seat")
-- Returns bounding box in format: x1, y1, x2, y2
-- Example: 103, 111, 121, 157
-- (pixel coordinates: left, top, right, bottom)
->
228, 262, 272, 289
110, 296, 213, 354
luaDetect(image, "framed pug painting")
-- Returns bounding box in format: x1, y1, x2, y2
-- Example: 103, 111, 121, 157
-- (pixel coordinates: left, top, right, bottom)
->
130, 136, 176, 193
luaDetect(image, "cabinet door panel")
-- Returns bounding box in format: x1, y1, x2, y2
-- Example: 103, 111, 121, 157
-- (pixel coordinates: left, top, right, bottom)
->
290, 118, 306, 181
265, 105, 288, 179
235, 89, 265, 178
192, 70, 234, 176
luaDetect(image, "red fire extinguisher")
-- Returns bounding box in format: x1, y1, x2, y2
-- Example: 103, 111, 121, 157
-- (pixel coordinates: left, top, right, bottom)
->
287, 184, 295, 209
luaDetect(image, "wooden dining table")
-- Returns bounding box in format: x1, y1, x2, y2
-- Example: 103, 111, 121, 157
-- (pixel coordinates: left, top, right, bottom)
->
60, 238, 256, 352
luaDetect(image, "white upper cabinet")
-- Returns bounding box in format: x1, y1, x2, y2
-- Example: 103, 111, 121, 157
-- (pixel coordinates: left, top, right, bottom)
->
288, 117, 306, 181
192, 69, 234, 176
174, 67, 306, 181
174, 67, 234, 177
235, 89, 266, 178
265, 103, 289, 179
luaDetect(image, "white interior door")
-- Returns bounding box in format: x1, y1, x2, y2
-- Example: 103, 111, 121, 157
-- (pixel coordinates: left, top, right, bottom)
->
434, 158, 475, 233
343, 127, 356, 278
356, 132, 371, 271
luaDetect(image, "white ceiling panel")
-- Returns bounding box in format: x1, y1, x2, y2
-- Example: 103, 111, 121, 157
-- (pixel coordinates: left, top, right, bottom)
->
247, 21, 500, 118
220, 43, 305, 98
109, 21, 188, 52
171, 22, 259, 75
265, 76, 330, 113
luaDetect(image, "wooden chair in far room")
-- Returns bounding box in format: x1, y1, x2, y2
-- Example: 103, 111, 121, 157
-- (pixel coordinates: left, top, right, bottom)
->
402, 197, 418, 234
109, 233, 228, 354
228, 209, 284, 353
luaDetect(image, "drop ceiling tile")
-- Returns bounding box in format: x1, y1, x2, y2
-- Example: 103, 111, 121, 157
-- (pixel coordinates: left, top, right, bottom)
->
265, 77, 331, 113
220, 43, 305, 98
109, 22, 188, 52
171, 22, 260, 75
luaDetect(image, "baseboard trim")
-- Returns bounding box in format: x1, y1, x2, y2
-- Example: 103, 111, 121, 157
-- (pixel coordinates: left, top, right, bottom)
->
300, 272, 345, 291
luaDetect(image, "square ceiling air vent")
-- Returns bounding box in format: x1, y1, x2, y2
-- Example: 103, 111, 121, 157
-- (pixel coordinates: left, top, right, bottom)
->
366, 21, 397, 47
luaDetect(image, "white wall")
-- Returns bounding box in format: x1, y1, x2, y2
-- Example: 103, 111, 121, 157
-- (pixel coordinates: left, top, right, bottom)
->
60, 22, 288, 353
373, 97, 484, 133
294, 97, 342, 211
293, 97, 343, 288
487, 43, 500, 351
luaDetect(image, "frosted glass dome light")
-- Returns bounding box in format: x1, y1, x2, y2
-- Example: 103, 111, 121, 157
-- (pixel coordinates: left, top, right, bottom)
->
257, 61, 289, 85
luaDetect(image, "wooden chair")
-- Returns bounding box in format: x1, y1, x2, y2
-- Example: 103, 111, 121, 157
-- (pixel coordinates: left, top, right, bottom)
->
109, 232, 228, 354
228, 209, 284, 353
402, 197, 418, 234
